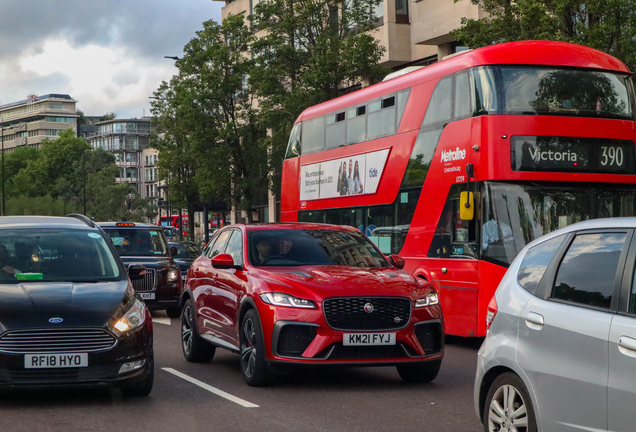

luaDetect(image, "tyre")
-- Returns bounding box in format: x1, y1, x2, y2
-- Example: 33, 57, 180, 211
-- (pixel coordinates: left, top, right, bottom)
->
181, 298, 215, 362
166, 306, 181, 318
121, 355, 154, 397
397, 359, 441, 383
239, 309, 270, 387
483, 372, 537, 432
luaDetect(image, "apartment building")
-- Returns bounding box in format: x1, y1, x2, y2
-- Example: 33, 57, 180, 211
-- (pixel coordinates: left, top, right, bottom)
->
216, 0, 482, 68
0, 94, 78, 151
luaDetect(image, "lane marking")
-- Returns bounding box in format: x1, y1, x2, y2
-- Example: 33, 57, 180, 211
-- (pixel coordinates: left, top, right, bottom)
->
152, 317, 171, 325
162, 368, 259, 408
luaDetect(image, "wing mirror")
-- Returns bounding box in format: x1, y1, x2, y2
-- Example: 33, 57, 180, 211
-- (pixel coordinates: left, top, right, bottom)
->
128, 264, 147, 280
389, 254, 405, 269
211, 253, 242, 270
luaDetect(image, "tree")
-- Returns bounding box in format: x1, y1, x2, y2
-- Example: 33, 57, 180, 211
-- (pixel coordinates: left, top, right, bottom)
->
249, 0, 389, 186
453, 0, 636, 70
101, 112, 117, 121
151, 15, 268, 229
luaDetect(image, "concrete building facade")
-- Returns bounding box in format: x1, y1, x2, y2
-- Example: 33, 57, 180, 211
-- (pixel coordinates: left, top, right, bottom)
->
0, 94, 79, 152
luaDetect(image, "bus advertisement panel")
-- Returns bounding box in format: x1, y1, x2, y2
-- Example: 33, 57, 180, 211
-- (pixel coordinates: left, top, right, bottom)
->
281, 41, 636, 337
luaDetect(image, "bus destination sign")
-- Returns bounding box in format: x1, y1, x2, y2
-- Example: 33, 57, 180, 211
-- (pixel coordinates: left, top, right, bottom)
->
511, 135, 636, 174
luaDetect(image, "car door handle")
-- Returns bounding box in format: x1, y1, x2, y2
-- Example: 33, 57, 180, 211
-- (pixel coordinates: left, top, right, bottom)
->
618, 337, 636, 358
525, 312, 544, 331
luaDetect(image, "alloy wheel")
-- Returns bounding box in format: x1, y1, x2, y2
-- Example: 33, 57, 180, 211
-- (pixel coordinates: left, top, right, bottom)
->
488, 384, 529, 432
182, 304, 193, 355
241, 318, 257, 378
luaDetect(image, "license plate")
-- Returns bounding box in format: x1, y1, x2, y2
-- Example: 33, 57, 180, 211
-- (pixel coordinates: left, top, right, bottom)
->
343, 333, 396, 346
25, 353, 88, 369
139, 293, 155, 300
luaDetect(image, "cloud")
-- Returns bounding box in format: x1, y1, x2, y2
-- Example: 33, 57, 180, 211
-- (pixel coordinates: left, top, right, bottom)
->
0, 0, 222, 118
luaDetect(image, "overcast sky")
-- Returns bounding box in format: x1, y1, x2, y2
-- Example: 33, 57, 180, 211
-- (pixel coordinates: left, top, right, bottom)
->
0, 0, 222, 119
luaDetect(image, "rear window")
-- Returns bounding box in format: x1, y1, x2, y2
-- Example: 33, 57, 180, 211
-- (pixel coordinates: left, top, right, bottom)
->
0, 229, 121, 283
517, 235, 565, 295
248, 229, 389, 268
104, 228, 168, 257
171, 243, 201, 259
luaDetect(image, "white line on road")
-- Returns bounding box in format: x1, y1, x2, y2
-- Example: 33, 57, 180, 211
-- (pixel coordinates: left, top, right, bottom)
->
152, 317, 171, 325
162, 368, 259, 408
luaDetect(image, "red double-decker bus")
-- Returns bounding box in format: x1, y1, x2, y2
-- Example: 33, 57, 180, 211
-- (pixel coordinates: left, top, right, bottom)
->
281, 41, 636, 337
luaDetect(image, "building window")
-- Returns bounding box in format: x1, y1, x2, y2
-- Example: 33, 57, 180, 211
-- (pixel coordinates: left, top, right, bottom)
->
395, 0, 408, 24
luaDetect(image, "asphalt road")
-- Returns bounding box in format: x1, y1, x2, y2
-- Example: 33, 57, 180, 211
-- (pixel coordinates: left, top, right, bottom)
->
0, 312, 484, 432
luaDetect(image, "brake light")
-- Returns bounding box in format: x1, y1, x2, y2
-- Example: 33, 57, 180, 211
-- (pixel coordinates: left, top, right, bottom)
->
486, 295, 498, 332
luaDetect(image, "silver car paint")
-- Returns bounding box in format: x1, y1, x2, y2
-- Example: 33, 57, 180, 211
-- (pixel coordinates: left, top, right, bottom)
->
475, 218, 636, 432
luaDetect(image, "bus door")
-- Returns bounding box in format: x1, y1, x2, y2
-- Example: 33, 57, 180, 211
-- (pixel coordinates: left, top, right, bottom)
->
424, 186, 480, 336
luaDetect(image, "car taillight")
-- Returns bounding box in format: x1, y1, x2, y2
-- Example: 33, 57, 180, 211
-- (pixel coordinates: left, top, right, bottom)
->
486, 295, 498, 332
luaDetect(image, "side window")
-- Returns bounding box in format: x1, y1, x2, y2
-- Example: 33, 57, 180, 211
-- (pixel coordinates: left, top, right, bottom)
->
284, 123, 302, 159
552, 232, 627, 309
347, 105, 366, 144
207, 230, 232, 258
326, 111, 346, 149
517, 235, 565, 295
428, 183, 478, 259
224, 230, 243, 266
423, 76, 452, 126
301, 116, 325, 154
454, 72, 471, 119
367, 94, 397, 140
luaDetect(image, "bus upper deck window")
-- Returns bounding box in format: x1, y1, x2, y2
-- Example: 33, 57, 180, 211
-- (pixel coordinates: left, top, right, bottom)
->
471, 67, 498, 115
423, 77, 452, 126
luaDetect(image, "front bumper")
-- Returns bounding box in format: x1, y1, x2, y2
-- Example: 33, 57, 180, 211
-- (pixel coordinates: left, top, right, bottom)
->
0, 324, 153, 388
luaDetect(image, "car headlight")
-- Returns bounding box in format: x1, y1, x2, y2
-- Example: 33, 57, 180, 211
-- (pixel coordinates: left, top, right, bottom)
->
260, 293, 316, 309
167, 269, 180, 281
414, 292, 439, 308
113, 299, 147, 334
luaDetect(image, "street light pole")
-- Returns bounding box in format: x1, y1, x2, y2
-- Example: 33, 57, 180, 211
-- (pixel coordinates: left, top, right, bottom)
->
83, 149, 87, 215
1, 108, 5, 217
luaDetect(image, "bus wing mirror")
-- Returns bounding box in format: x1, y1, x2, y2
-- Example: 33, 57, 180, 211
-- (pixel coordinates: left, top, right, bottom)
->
460, 191, 474, 221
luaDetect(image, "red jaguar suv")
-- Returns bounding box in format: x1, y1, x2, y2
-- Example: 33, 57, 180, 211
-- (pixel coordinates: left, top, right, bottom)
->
180, 223, 444, 386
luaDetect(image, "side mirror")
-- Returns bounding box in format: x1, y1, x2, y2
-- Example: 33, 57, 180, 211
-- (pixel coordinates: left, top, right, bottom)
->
460, 191, 474, 221
212, 253, 242, 270
389, 254, 405, 269
170, 246, 179, 256
128, 264, 147, 280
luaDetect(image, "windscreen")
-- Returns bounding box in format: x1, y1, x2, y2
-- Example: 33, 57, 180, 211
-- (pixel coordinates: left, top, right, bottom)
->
473, 66, 633, 120
171, 242, 201, 259
104, 228, 168, 257
248, 229, 390, 268
482, 182, 636, 267
0, 229, 121, 283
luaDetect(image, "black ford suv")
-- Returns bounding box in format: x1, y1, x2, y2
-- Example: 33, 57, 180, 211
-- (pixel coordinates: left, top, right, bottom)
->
99, 222, 183, 318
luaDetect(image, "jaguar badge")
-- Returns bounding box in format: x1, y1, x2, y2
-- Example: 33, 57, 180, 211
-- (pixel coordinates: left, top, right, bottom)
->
363, 303, 374, 313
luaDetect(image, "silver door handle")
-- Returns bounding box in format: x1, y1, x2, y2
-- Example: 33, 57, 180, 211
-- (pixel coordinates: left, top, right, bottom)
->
618, 337, 636, 358
525, 312, 544, 330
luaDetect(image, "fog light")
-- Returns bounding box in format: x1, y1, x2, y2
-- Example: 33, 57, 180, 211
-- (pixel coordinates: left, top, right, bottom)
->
118, 359, 146, 374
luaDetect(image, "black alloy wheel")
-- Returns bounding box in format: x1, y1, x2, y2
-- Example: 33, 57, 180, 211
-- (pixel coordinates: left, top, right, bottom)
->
181, 298, 215, 362
239, 309, 270, 387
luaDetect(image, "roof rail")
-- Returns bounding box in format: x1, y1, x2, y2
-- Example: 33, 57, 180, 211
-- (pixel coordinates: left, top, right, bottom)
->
66, 213, 96, 228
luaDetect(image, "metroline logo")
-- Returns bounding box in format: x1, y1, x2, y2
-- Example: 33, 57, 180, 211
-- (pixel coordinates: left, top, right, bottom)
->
440, 147, 467, 163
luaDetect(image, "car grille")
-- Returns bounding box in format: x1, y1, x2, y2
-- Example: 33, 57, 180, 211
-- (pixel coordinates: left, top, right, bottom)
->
415, 322, 443, 355
323, 297, 411, 331
277, 325, 316, 357
0, 329, 117, 354
325, 343, 406, 360
132, 268, 156, 292
1, 365, 117, 384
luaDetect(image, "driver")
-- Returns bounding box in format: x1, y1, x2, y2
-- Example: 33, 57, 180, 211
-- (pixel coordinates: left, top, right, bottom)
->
0, 244, 21, 276
256, 238, 275, 263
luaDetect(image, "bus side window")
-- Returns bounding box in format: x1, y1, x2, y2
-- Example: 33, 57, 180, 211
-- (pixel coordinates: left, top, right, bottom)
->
454, 71, 472, 120
302, 116, 325, 154
423, 76, 452, 126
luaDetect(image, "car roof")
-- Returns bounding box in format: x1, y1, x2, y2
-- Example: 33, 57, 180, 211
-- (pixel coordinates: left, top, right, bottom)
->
0, 216, 96, 230
97, 222, 161, 229
526, 217, 636, 249
234, 223, 361, 233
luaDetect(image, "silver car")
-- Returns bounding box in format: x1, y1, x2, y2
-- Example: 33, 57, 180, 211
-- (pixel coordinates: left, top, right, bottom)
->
475, 218, 636, 432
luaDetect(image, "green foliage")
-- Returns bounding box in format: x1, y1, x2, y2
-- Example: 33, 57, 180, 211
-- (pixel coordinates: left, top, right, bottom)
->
453, 0, 636, 70
101, 112, 117, 121
3, 130, 153, 221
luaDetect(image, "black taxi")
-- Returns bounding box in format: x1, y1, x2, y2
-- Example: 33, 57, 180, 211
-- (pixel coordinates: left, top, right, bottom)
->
99, 222, 183, 318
